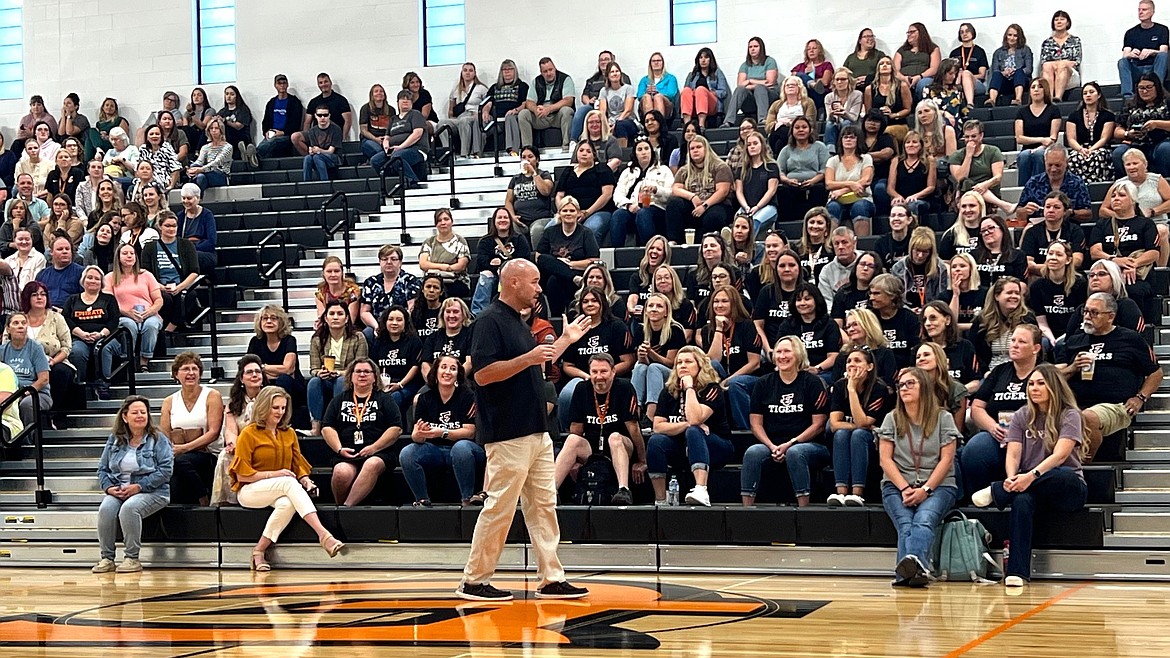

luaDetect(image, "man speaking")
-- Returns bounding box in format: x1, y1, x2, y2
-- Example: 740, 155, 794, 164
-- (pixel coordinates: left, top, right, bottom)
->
457, 259, 592, 601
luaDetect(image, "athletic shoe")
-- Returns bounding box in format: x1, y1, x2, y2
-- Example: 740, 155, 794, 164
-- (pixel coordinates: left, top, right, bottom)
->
1005, 575, 1026, 588
972, 487, 994, 508
611, 487, 633, 506
826, 493, 846, 507
91, 558, 116, 574
94, 380, 111, 400
896, 555, 929, 588
843, 494, 865, 507
245, 143, 259, 168
456, 582, 513, 601
684, 485, 711, 507
116, 558, 142, 573
536, 581, 589, 599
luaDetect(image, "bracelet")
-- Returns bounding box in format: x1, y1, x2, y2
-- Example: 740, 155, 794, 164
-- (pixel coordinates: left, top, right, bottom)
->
1136, 393, 1150, 403
899, 484, 911, 493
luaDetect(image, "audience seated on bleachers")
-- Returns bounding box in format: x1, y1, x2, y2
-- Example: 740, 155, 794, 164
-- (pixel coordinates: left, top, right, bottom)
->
873, 204, 912, 268
892, 226, 950, 313
732, 132, 778, 234
557, 286, 634, 430
895, 22, 943, 100
420, 297, 474, 380
481, 59, 529, 155
301, 106, 344, 182
160, 351, 224, 507
42, 193, 84, 249
1015, 144, 1093, 223
21, 280, 72, 424
419, 207, 472, 298
505, 145, 554, 242
680, 47, 730, 128
818, 226, 859, 306
829, 345, 894, 507
917, 341, 970, 431
723, 37, 779, 126
612, 136, 674, 247
559, 139, 618, 241
598, 63, 639, 149
256, 74, 305, 160
370, 304, 423, 415
868, 273, 921, 369
519, 58, 576, 152
177, 183, 217, 275
62, 265, 119, 400
986, 24, 1034, 107
974, 215, 1027, 281
1118, 0, 1168, 99
322, 357, 403, 507
360, 244, 421, 340
1111, 72, 1170, 176
865, 58, 913, 143
638, 52, 680, 122
831, 250, 883, 323
471, 207, 533, 315
211, 354, 266, 507
140, 210, 198, 334
1108, 148, 1170, 266
294, 73, 353, 157
247, 305, 306, 403
36, 235, 82, 309
0, 311, 51, 428
437, 63, 489, 159
948, 119, 1015, 215
307, 300, 368, 436
920, 300, 982, 394
1015, 78, 1064, 185
104, 242, 164, 372
1089, 180, 1159, 316
217, 85, 255, 165
1029, 238, 1087, 345
951, 23, 990, 107
846, 28, 887, 89
1041, 11, 1084, 101
186, 118, 232, 192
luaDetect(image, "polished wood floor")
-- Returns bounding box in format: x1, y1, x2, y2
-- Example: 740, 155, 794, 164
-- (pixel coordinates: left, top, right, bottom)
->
0, 568, 1167, 656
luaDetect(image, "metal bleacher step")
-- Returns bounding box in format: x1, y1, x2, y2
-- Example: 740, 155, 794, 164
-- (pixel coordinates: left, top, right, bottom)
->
0, 475, 100, 492
1111, 508, 1170, 534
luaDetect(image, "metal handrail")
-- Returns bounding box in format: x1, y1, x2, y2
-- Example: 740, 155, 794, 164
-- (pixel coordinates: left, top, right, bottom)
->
257, 229, 290, 310
318, 191, 353, 275
437, 147, 461, 210
95, 325, 137, 397
183, 274, 224, 381
0, 385, 51, 507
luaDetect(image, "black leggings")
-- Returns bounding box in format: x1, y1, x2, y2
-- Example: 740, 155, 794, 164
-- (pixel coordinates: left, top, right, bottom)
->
774, 184, 829, 223
664, 197, 733, 244
171, 450, 215, 504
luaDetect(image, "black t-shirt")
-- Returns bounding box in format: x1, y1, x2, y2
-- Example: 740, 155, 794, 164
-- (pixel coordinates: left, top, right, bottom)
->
322, 389, 402, 451
878, 307, 921, 369
386, 109, 426, 150
752, 284, 800, 345
413, 305, 442, 339
423, 327, 474, 365
830, 285, 871, 322
1028, 277, 1088, 340
566, 378, 638, 454
739, 162, 780, 207
938, 227, 982, 260
631, 321, 687, 354
749, 371, 829, 440
655, 382, 732, 439
944, 338, 983, 383
975, 249, 1027, 280
875, 232, 910, 270
777, 315, 842, 367
702, 319, 762, 376
306, 92, 351, 129
831, 346, 897, 385
1059, 326, 1159, 406
246, 334, 302, 378
554, 165, 617, 213
951, 45, 990, 74
370, 333, 424, 382
1015, 104, 1062, 140
866, 132, 897, 180
413, 88, 439, 122
536, 224, 600, 262
830, 377, 894, 426
470, 300, 547, 443
61, 292, 120, 334
562, 318, 633, 373
414, 385, 477, 447
799, 242, 832, 282
1065, 298, 1144, 336
1089, 216, 1159, 257
508, 171, 553, 223
1019, 221, 1087, 266
974, 361, 1030, 420
931, 287, 986, 326
1124, 23, 1170, 66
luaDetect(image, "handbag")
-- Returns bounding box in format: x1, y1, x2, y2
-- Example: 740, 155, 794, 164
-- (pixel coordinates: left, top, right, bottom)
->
452, 85, 476, 117
836, 191, 862, 205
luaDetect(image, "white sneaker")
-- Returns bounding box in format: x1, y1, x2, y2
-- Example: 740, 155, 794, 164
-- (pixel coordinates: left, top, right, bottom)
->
1005, 575, 1025, 588
972, 487, 994, 508
684, 485, 711, 507
843, 494, 866, 507
116, 558, 142, 573
91, 558, 116, 574
826, 493, 846, 507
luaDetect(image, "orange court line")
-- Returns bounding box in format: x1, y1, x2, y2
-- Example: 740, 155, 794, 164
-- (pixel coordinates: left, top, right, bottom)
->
942, 582, 1089, 657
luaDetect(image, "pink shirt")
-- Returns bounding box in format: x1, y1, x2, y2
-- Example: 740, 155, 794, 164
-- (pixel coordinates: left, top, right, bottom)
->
104, 270, 161, 313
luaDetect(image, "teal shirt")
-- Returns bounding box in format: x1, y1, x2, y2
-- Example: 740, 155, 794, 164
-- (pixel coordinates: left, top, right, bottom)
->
739, 57, 779, 87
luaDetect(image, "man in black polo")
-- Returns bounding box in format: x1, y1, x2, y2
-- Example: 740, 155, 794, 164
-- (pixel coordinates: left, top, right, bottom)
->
458, 259, 592, 602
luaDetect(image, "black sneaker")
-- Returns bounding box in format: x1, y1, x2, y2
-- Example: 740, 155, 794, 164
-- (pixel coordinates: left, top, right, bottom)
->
611, 487, 633, 506
896, 555, 930, 588
95, 380, 111, 400
456, 582, 513, 601
536, 581, 589, 599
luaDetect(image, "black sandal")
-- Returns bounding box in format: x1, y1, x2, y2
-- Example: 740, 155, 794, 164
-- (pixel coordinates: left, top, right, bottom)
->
412, 499, 432, 508
465, 492, 488, 506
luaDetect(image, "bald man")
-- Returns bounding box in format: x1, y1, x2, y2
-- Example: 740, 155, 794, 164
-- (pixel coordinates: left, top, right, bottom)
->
457, 259, 593, 602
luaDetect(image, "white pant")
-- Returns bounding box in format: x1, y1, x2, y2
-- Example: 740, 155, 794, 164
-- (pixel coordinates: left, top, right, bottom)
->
236, 476, 317, 543
462, 432, 565, 586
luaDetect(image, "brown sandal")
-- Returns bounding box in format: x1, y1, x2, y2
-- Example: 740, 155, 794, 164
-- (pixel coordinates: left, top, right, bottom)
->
251, 550, 271, 571
321, 534, 345, 558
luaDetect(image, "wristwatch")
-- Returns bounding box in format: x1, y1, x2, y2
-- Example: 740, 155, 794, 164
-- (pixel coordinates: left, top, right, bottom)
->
922, 485, 934, 496
1031, 469, 1042, 478
442, 429, 450, 441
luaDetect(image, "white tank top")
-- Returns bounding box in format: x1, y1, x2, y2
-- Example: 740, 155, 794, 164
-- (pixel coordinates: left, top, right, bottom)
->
169, 386, 215, 453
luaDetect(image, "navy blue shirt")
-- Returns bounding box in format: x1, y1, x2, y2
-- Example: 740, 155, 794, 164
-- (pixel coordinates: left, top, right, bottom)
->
36, 262, 84, 308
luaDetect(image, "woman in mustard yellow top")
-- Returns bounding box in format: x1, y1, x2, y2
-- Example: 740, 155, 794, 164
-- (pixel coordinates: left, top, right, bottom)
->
229, 385, 345, 570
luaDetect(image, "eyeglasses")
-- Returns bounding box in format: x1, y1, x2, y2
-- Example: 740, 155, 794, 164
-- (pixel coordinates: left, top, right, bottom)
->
352, 369, 376, 376
242, 368, 263, 376
897, 380, 918, 389
979, 226, 999, 235
260, 314, 279, 321
1082, 308, 1113, 318
1087, 271, 1111, 278
1138, 84, 1157, 91
315, 113, 330, 118
857, 262, 876, 269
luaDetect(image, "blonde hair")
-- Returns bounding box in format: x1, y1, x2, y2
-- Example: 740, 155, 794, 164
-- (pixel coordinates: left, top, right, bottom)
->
951, 192, 987, 247
679, 135, 723, 192
949, 253, 982, 291
775, 335, 810, 371
556, 195, 580, 214
642, 292, 680, 349
665, 346, 721, 396
574, 262, 621, 309
439, 297, 473, 328
844, 308, 888, 349
978, 277, 1031, 344
907, 226, 939, 279
652, 264, 686, 309
1040, 239, 1080, 297
892, 367, 942, 439
637, 236, 672, 288
779, 74, 811, 102
251, 385, 292, 431
584, 108, 611, 142
253, 304, 292, 339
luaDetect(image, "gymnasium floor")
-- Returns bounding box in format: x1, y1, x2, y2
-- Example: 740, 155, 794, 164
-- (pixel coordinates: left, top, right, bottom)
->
1, 569, 1168, 657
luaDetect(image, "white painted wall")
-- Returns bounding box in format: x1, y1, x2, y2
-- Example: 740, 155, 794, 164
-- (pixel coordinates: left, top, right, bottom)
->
6, 0, 1138, 139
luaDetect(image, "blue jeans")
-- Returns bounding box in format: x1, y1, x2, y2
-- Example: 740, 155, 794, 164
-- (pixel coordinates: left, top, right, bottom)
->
471, 271, 497, 315
987, 69, 1030, 100
1113, 142, 1170, 177
612, 119, 639, 141
70, 337, 119, 382
1016, 146, 1045, 187
570, 104, 593, 142
582, 211, 613, 247
98, 491, 169, 560
118, 315, 162, 361
360, 137, 382, 161
914, 77, 934, 100
646, 426, 734, 476
632, 362, 671, 408
307, 375, 346, 422
881, 481, 959, 572
959, 431, 1007, 499
725, 373, 759, 430
990, 467, 1087, 580
871, 178, 890, 217
832, 428, 874, 490
399, 440, 487, 501
1119, 52, 1170, 97
747, 204, 777, 233
388, 381, 421, 419
256, 135, 293, 159
785, 441, 830, 497
373, 147, 424, 183
192, 170, 228, 191
556, 377, 585, 431
823, 120, 854, 152
612, 206, 666, 247
827, 198, 876, 222
303, 152, 339, 181
740, 442, 782, 496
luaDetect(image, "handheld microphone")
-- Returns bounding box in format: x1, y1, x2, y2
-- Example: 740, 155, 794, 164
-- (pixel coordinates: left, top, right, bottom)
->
543, 334, 556, 380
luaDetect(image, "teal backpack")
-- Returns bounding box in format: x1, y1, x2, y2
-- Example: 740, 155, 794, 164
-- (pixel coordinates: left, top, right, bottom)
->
931, 510, 1002, 583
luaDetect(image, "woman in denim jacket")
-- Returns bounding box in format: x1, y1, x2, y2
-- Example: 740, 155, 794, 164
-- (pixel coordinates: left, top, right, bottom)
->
92, 395, 173, 574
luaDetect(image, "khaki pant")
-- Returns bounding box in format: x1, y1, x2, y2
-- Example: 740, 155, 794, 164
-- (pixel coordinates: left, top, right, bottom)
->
237, 476, 317, 543
462, 432, 565, 586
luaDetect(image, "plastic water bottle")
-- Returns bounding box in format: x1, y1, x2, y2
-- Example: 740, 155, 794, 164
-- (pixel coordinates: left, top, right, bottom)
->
1002, 540, 1011, 572
667, 477, 680, 506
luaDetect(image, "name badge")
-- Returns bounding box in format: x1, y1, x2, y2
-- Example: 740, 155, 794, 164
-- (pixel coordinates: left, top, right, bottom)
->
352, 430, 364, 446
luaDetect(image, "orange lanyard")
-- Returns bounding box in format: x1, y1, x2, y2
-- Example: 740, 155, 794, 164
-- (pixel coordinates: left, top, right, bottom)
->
352, 392, 368, 428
